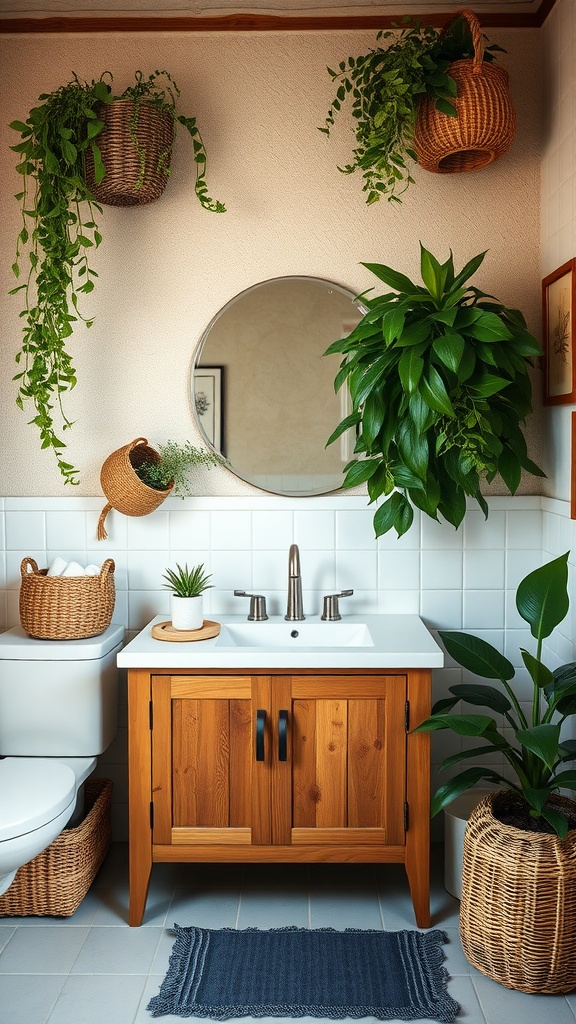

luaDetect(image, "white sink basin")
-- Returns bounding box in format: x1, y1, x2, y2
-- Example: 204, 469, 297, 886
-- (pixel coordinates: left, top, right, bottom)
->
118, 614, 444, 670
215, 621, 374, 648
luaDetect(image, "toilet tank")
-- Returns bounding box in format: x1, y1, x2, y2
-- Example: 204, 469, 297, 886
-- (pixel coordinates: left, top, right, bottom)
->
0, 623, 124, 756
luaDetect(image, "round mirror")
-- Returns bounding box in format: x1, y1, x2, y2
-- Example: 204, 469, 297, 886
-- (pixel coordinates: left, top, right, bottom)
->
192, 276, 364, 496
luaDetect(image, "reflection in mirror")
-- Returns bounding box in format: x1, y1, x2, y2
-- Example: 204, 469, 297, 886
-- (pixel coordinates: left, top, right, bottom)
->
192, 277, 364, 496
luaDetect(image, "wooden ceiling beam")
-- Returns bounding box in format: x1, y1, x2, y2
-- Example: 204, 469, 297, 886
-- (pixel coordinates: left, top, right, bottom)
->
0, 3, 558, 34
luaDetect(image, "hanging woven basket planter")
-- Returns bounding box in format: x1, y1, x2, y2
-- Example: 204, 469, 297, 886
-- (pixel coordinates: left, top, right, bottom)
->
84, 99, 175, 206
98, 437, 173, 540
414, 9, 516, 174
460, 792, 576, 994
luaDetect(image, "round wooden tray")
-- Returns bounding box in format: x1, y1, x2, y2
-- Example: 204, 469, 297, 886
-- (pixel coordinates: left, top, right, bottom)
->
151, 620, 221, 642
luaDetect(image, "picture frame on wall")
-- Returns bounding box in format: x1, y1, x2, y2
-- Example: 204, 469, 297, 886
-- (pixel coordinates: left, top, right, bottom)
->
542, 258, 576, 405
193, 366, 224, 454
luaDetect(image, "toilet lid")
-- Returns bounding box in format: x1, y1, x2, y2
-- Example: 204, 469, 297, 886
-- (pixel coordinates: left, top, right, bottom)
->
0, 758, 76, 841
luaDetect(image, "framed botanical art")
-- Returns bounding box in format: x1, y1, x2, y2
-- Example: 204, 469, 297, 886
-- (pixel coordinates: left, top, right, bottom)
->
542, 258, 576, 405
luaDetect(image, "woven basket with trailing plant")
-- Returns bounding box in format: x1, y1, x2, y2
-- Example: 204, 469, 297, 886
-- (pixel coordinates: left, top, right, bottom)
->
98, 437, 173, 540
414, 9, 516, 174
319, 8, 514, 204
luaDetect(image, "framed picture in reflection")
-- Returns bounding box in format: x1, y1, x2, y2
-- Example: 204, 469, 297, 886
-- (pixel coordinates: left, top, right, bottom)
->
194, 366, 224, 454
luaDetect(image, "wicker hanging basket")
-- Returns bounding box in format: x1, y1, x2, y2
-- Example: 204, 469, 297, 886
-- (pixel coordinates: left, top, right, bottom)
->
460, 792, 576, 994
84, 99, 175, 206
20, 557, 115, 640
414, 9, 516, 174
98, 437, 174, 540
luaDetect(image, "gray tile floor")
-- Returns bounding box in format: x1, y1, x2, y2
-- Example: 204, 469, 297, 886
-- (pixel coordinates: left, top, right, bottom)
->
0, 845, 574, 1024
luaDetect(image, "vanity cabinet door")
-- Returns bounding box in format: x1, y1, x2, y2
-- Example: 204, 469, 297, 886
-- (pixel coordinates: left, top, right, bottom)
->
151, 674, 272, 848
271, 675, 407, 848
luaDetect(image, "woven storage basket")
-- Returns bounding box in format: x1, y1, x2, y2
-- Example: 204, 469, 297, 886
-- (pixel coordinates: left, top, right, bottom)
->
84, 99, 174, 206
0, 778, 112, 917
460, 792, 576, 994
98, 437, 173, 540
19, 557, 115, 640
414, 9, 516, 174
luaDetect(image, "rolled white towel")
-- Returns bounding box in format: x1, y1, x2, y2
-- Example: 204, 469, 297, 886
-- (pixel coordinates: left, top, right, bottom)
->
84, 564, 101, 576
61, 561, 86, 577
47, 557, 68, 577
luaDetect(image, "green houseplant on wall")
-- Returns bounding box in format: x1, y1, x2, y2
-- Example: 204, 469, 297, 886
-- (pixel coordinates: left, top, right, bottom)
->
319, 10, 508, 204
9, 70, 225, 486
326, 243, 544, 538
415, 553, 576, 993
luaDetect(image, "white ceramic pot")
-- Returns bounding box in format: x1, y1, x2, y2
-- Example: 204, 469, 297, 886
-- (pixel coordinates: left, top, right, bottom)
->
444, 788, 494, 898
171, 595, 203, 631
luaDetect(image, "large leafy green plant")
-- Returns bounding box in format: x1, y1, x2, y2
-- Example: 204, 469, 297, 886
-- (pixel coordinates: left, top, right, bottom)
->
326, 244, 544, 538
415, 553, 576, 838
9, 71, 225, 485
319, 14, 504, 204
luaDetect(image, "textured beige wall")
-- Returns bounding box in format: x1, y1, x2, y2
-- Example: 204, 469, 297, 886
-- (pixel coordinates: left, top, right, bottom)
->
0, 28, 543, 496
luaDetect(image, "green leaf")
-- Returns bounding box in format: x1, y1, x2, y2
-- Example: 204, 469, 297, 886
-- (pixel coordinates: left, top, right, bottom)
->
466, 311, 513, 342
520, 648, 553, 689
434, 97, 458, 117
361, 262, 416, 294
516, 723, 561, 770
419, 366, 455, 417
373, 491, 413, 538
448, 683, 512, 715
438, 631, 515, 681
432, 332, 464, 373
326, 410, 361, 447
343, 458, 380, 487
516, 552, 569, 640
430, 769, 504, 816
419, 243, 444, 299
416, 713, 498, 736
398, 346, 424, 393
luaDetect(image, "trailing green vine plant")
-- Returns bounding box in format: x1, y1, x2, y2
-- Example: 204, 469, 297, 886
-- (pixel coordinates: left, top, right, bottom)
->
9, 70, 225, 485
326, 244, 544, 538
319, 14, 504, 204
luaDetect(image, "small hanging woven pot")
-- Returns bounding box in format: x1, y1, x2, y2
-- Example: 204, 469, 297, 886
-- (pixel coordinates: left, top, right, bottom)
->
460, 792, 576, 993
98, 437, 173, 540
414, 8, 516, 175
84, 99, 175, 206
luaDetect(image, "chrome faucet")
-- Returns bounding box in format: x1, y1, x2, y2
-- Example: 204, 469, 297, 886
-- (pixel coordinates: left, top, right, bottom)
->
285, 544, 305, 621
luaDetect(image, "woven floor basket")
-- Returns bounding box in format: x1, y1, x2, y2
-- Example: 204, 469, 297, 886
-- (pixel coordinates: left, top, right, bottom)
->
84, 99, 174, 206
460, 792, 576, 993
0, 778, 112, 917
98, 436, 173, 540
19, 557, 115, 640
414, 9, 516, 174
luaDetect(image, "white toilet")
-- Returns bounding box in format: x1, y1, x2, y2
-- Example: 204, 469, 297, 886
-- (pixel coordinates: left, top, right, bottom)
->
0, 623, 123, 897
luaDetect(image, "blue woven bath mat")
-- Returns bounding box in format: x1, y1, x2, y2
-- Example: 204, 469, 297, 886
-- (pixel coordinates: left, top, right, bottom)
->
147, 925, 459, 1021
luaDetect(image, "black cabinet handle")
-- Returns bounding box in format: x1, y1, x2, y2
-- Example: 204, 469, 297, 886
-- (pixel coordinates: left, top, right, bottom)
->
278, 710, 288, 762
256, 709, 266, 761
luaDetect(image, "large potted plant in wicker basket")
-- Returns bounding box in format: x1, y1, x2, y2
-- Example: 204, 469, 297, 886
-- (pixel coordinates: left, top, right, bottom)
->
319, 8, 514, 204
10, 71, 225, 486
415, 553, 576, 993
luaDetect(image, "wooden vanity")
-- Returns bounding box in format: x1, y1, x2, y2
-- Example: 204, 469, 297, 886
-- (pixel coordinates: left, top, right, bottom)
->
120, 615, 442, 927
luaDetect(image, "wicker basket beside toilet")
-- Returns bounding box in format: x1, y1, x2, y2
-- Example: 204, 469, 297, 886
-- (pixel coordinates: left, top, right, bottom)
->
19, 557, 115, 640
0, 778, 112, 917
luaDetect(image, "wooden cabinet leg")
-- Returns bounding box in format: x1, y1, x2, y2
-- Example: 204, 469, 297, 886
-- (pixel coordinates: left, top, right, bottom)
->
129, 847, 152, 926
405, 849, 430, 928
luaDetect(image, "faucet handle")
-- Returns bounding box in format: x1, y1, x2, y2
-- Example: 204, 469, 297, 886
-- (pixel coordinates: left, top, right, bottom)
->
234, 590, 269, 621
321, 589, 354, 622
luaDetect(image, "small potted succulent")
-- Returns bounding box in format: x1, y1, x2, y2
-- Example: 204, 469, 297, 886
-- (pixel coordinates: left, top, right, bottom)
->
162, 562, 213, 631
